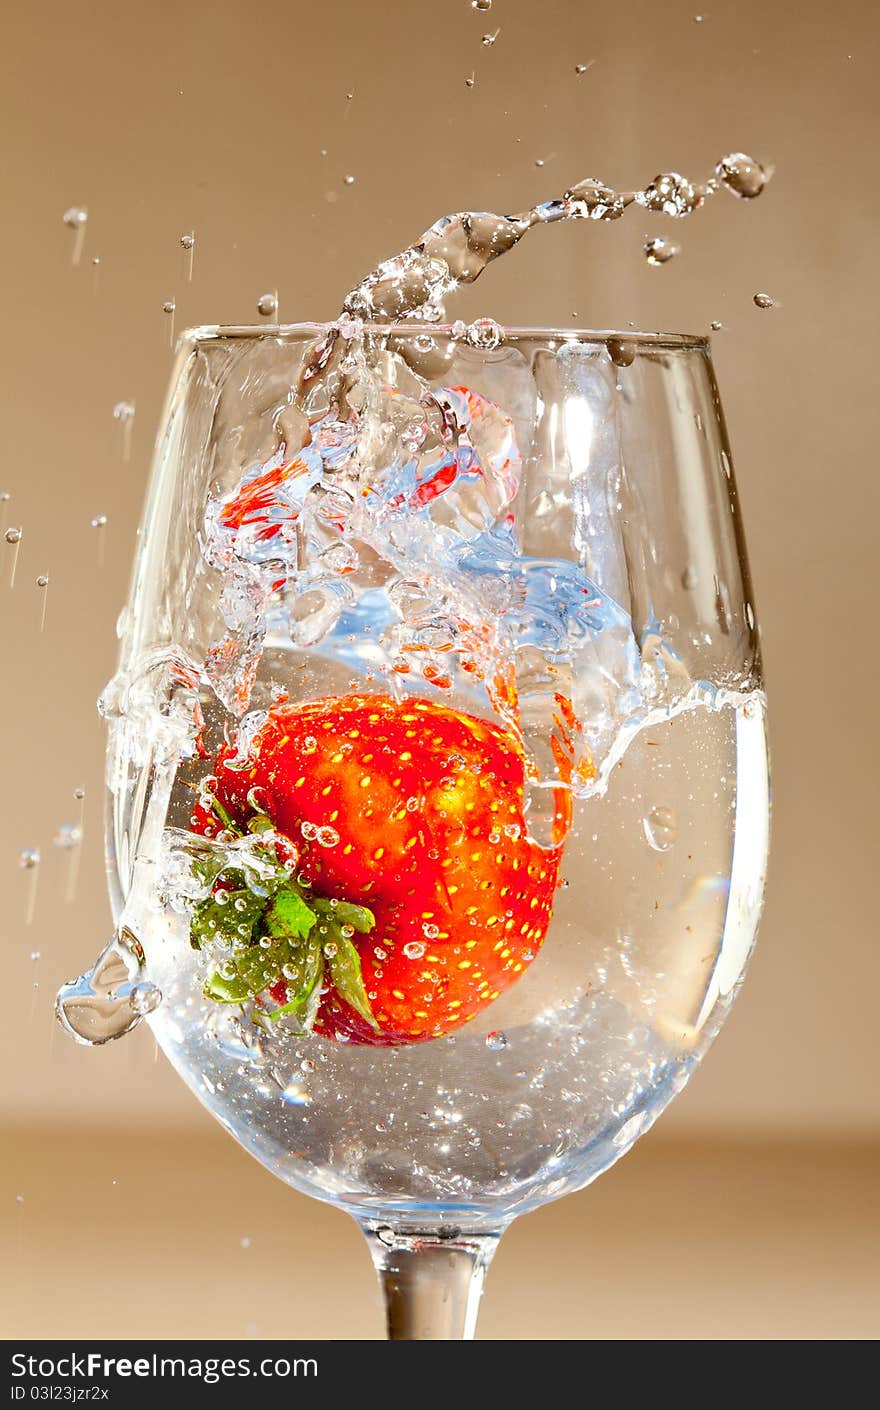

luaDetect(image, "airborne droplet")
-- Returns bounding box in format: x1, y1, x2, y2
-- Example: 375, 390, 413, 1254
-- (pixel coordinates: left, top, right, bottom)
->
62, 206, 88, 265
644, 236, 681, 266
716, 152, 769, 200
257, 291, 279, 318
753, 292, 778, 310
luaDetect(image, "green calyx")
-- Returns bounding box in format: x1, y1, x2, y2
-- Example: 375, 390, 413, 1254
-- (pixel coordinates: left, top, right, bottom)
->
189, 803, 378, 1031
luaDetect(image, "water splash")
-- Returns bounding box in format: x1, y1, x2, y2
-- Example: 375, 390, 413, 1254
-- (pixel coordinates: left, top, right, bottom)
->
55, 928, 160, 1045
342, 151, 768, 325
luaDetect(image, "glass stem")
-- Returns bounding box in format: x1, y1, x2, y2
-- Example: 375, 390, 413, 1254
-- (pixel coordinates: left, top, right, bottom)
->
364, 1226, 501, 1340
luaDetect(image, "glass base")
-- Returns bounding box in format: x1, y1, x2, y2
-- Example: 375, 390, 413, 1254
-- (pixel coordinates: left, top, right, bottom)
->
363, 1225, 501, 1340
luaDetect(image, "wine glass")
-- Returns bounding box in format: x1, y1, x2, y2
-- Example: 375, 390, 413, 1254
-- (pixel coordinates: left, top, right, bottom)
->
57, 323, 768, 1340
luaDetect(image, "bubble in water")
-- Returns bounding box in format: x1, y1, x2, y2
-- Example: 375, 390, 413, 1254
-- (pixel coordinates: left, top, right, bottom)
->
466, 317, 503, 350
316, 826, 340, 848
257, 292, 278, 317
422, 923, 440, 939
52, 823, 82, 850
642, 806, 678, 851
18, 849, 39, 869
402, 941, 426, 959
129, 981, 162, 1015
644, 236, 681, 266
716, 152, 769, 200
486, 1029, 508, 1051
753, 292, 778, 309
5, 527, 22, 545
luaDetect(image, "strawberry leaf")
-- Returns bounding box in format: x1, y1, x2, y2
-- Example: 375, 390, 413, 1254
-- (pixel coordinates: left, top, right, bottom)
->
325, 922, 379, 1031
265, 887, 317, 942
265, 946, 324, 1022
312, 898, 376, 934
190, 879, 264, 951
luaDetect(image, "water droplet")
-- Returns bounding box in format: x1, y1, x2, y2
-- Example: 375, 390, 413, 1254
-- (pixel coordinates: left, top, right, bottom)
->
15, 1194, 24, 1205
316, 826, 340, 848
73, 787, 85, 801
52, 823, 82, 850
257, 292, 278, 318
55, 928, 149, 1045
638, 172, 703, 218
716, 152, 769, 200
343, 175, 356, 186
30, 951, 41, 962
5, 526, 22, 544
180, 233, 194, 250
481, 30, 499, 46
486, 1029, 508, 1051
18, 849, 39, 869
574, 62, 593, 74
129, 981, 162, 1016
422, 922, 440, 939
403, 941, 426, 959
607, 337, 636, 367
240, 1236, 251, 1249
36, 574, 49, 587
534, 158, 545, 168
162, 299, 176, 315
466, 317, 503, 350
642, 806, 678, 852
90, 514, 107, 529
644, 236, 681, 266
62, 207, 88, 265
112, 400, 135, 423
301, 1058, 316, 1073
710, 320, 724, 331
471, 0, 491, 9
464, 72, 475, 88
753, 292, 778, 309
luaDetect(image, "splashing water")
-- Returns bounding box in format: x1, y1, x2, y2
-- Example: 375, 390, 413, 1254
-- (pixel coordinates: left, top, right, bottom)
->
60, 148, 770, 1042
342, 152, 768, 324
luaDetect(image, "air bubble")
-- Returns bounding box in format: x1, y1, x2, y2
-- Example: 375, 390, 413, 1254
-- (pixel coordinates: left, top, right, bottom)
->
403, 941, 426, 959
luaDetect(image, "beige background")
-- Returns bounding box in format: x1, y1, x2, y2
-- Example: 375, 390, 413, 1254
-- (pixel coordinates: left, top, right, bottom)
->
1, 0, 878, 1339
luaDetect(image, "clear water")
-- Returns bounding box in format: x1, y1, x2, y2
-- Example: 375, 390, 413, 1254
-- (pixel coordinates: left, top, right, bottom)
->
58, 153, 771, 1228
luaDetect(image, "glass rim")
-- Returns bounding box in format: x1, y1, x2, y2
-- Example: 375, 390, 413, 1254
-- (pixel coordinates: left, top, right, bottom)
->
179, 321, 710, 351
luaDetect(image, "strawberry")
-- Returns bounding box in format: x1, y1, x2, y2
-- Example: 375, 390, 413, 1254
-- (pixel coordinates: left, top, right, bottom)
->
188, 695, 568, 1045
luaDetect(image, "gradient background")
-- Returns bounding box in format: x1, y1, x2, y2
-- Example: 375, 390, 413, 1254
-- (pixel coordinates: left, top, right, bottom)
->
2, 0, 878, 1340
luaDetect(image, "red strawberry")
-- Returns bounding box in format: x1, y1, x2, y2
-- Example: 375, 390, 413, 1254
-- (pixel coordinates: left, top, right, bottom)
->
190, 695, 571, 1045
